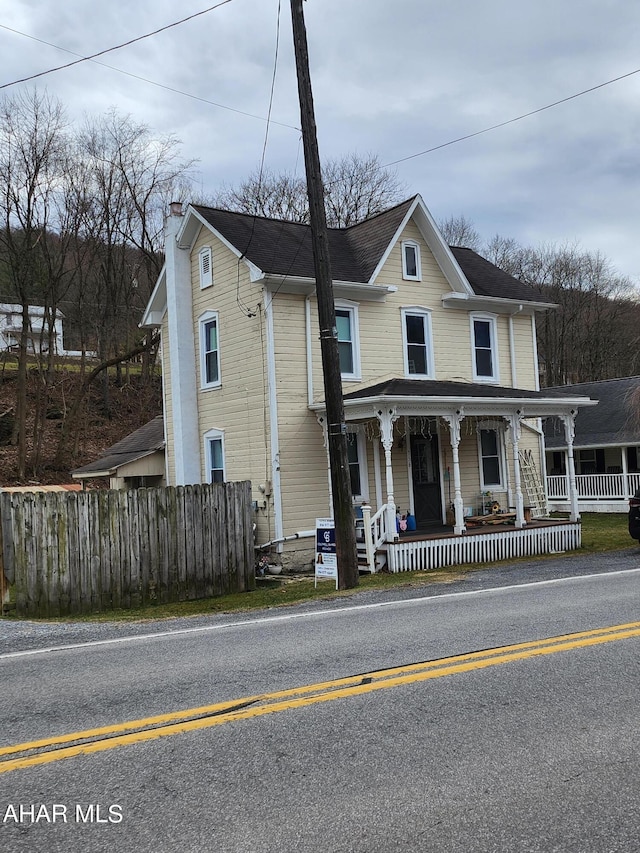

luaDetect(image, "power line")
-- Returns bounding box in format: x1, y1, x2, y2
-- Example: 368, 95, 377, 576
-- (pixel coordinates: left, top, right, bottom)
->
237, 0, 283, 281
0, 21, 299, 131
384, 66, 640, 167
0, 1, 236, 90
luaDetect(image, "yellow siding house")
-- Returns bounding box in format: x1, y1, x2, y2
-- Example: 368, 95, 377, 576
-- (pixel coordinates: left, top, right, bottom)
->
142, 195, 595, 571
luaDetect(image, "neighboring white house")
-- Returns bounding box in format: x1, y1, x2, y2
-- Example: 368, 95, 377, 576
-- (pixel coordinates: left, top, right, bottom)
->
0, 304, 65, 355
0, 303, 92, 357
545, 376, 640, 512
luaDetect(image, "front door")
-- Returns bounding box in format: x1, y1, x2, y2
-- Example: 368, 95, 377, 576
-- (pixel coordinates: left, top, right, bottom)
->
410, 435, 443, 527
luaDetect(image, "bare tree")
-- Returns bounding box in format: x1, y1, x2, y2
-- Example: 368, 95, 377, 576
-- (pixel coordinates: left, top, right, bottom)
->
487, 239, 639, 385
211, 152, 405, 226
71, 111, 193, 407
438, 214, 482, 250
0, 89, 70, 478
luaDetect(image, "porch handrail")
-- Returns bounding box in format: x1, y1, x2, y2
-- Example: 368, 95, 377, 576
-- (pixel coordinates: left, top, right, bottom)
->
359, 504, 388, 573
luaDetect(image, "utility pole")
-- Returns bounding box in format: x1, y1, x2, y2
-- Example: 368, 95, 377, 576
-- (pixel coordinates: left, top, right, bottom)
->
289, 0, 358, 589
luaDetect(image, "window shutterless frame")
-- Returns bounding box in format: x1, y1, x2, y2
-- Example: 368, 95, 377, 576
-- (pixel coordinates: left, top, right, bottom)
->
470, 313, 499, 382
401, 240, 421, 281
203, 428, 225, 483
334, 301, 361, 380
401, 307, 435, 379
346, 430, 369, 502
477, 426, 505, 489
199, 310, 221, 389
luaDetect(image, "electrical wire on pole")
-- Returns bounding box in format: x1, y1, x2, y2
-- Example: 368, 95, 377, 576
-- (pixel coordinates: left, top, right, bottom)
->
289, 0, 358, 589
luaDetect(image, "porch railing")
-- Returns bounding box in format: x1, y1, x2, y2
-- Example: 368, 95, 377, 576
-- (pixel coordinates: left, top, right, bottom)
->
547, 472, 640, 501
358, 504, 390, 573
387, 523, 581, 573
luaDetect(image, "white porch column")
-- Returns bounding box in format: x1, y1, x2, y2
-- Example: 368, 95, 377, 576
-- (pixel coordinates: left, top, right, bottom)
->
316, 415, 333, 517
507, 412, 525, 528
563, 411, 580, 522
622, 444, 630, 501
377, 408, 399, 541
442, 411, 465, 535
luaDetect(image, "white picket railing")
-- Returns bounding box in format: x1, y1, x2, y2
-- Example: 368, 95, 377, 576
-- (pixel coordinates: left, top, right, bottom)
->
358, 504, 390, 573
547, 473, 640, 500
386, 523, 581, 573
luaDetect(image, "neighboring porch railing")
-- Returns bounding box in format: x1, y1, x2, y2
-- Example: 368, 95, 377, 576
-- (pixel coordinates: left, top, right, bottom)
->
547, 472, 640, 501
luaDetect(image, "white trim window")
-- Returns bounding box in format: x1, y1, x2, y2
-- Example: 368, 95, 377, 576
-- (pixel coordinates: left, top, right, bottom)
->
199, 310, 221, 389
478, 427, 504, 489
402, 308, 435, 378
199, 246, 213, 289
402, 240, 421, 281
346, 430, 369, 502
335, 302, 361, 380
471, 313, 499, 382
204, 428, 225, 483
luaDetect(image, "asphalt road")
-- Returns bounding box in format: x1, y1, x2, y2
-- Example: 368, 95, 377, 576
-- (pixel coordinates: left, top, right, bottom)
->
1, 548, 639, 852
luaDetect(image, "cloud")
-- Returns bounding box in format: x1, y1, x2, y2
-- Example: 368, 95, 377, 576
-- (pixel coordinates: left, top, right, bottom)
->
2, 0, 640, 280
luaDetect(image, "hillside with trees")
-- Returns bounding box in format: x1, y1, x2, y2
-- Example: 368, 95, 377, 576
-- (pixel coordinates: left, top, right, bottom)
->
0, 89, 190, 483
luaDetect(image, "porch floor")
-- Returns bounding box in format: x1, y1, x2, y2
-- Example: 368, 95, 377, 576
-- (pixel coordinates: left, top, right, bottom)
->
396, 517, 570, 542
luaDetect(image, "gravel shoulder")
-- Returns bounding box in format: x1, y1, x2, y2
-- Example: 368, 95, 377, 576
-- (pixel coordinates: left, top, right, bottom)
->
1, 547, 638, 655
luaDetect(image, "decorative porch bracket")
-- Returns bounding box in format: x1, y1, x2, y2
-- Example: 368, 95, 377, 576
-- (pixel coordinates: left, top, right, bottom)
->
376, 407, 400, 541
507, 412, 525, 528
442, 410, 466, 535
562, 411, 580, 522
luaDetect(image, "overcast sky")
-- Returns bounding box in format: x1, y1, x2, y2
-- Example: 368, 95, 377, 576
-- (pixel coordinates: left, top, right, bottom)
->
2, 0, 640, 282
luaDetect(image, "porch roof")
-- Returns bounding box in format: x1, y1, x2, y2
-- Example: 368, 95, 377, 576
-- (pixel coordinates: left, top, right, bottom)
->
310, 378, 596, 419
544, 376, 640, 450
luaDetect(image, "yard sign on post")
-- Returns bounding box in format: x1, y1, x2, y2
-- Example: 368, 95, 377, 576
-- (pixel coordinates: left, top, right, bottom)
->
315, 518, 338, 589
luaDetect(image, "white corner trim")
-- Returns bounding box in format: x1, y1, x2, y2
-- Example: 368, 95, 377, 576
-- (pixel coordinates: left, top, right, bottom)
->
264, 290, 284, 546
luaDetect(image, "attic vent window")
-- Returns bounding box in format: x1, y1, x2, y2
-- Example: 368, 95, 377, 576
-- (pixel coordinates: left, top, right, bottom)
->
199, 246, 213, 289
402, 241, 421, 281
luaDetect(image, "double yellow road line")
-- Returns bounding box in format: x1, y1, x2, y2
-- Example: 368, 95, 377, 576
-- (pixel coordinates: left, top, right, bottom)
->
2, 620, 639, 775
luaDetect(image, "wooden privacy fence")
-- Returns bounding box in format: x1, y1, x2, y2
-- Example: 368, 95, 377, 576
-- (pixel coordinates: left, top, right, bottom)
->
1, 482, 255, 618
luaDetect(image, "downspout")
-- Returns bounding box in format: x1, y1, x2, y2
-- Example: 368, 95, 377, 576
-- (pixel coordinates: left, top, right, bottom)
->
264, 289, 284, 549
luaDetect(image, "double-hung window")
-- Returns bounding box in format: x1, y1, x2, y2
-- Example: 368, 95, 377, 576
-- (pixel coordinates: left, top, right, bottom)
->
471, 314, 499, 382
402, 308, 434, 378
478, 427, 504, 489
204, 429, 225, 483
199, 247, 213, 289
335, 303, 360, 380
199, 311, 220, 389
346, 431, 368, 502
402, 241, 421, 280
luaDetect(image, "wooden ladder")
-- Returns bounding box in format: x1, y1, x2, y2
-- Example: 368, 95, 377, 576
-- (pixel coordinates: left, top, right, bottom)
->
518, 449, 548, 519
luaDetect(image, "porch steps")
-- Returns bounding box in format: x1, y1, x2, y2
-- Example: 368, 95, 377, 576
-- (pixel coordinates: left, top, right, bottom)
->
356, 543, 387, 573
519, 449, 548, 519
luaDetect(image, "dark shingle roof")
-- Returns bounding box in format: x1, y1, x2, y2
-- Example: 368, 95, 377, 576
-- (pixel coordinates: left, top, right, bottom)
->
544, 376, 640, 448
72, 416, 164, 477
343, 378, 581, 402
449, 246, 542, 302
192, 198, 543, 303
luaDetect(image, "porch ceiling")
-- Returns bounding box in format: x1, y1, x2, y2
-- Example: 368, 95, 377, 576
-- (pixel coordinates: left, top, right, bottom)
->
310, 378, 597, 420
